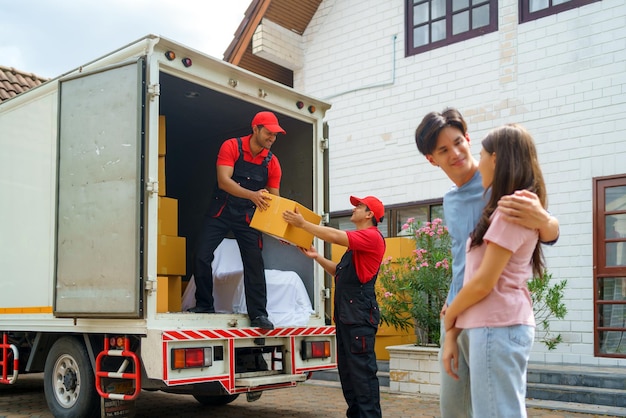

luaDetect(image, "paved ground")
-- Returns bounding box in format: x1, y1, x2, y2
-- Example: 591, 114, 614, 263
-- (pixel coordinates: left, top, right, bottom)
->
0, 373, 618, 417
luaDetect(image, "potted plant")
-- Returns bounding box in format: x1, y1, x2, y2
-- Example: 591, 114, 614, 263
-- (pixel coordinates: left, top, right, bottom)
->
377, 218, 452, 346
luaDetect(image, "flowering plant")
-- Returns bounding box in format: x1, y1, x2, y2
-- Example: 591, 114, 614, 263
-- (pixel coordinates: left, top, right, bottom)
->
377, 217, 567, 350
377, 218, 452, 346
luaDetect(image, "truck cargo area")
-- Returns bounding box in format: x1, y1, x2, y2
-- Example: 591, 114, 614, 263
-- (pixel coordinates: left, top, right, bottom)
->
158, 70, 318, 313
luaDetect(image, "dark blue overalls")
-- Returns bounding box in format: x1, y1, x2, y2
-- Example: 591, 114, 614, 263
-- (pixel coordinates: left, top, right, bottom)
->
194, 137, 272, 319
334, 249, 382, 418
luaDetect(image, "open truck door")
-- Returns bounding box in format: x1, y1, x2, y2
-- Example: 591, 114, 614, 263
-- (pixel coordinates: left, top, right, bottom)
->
55, 59, 146, 318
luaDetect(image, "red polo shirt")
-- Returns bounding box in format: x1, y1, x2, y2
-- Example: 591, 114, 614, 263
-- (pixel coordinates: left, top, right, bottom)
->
216, 135, 282, 189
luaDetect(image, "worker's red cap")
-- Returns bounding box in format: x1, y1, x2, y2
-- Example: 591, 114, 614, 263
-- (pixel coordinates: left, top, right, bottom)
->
350, 195, 385, 222
252, 111, 286, 134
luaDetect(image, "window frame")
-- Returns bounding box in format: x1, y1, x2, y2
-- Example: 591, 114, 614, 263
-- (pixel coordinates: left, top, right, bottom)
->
593, 175, 626, 358
405, 0, 498, 57
519, 0, 601, 23
329, 199, 444, 238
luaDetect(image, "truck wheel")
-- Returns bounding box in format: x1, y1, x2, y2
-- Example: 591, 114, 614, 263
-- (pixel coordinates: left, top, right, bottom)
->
43, 336, 99, 418
193, 393, 239, 405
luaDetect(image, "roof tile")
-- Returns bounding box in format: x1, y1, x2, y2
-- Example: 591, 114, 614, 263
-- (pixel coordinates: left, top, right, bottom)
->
0, 65, 49, 103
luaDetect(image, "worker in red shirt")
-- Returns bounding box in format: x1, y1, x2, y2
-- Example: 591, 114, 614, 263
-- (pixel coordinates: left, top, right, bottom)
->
283, 196, 386, 418
190, 111, 285, 331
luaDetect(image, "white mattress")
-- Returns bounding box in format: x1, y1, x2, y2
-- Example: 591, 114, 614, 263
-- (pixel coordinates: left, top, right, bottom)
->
181, 239, 313, 327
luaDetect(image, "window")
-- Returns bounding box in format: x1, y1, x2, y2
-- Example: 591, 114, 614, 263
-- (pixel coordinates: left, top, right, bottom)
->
405, 0, 498, 56
593, 175, 626, 358
329, 200, 444, 238
395, 204, 445, 236
519, 0, 601, 23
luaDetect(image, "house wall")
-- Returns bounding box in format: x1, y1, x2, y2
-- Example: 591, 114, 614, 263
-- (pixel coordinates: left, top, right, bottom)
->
292, 0, 626, 366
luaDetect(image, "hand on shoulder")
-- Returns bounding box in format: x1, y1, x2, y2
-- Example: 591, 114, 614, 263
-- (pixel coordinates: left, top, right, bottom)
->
497, 189, 549, 230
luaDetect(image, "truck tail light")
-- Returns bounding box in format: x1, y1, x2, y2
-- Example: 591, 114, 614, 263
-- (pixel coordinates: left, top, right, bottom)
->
108, 336, 125, 349
171, 347, 212, 369
301, 340, 331, 360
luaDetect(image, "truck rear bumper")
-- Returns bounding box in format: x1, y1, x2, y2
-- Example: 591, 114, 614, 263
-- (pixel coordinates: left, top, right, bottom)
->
140, 325, 336, 394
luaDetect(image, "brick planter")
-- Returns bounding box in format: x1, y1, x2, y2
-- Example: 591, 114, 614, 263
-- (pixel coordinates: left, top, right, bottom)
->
386, 344, 440, 396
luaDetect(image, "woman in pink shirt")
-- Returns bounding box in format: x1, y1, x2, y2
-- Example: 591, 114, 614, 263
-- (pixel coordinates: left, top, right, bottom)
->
442, 124, 547, 417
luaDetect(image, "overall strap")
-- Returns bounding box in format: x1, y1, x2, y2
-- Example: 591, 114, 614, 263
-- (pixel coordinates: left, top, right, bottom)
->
238, 136, 273, 166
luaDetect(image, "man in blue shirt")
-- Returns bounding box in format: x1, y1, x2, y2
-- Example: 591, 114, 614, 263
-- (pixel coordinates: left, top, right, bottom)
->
414, 108, 559, 417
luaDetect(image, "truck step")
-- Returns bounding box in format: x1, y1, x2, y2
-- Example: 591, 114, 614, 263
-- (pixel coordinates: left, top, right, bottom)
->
309, 360, 390, 387
235, 373, 307, 388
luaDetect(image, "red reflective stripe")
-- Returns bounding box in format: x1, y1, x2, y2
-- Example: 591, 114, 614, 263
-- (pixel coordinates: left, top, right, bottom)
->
162, 326, 335, 341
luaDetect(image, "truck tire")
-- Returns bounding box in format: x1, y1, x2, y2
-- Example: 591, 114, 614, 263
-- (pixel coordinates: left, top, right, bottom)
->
43, 336, 100, 418
193, 393, 239, 405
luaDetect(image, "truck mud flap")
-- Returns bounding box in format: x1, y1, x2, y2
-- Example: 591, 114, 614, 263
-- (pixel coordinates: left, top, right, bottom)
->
0, 333, 19, 384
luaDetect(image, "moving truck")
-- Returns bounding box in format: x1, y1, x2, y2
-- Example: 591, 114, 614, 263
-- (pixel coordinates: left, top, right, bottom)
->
0, 34, 335, 417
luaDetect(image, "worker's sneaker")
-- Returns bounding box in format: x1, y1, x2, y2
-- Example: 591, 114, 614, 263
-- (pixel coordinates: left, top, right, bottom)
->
187, 306, 215, 313
250, 316, 274, 330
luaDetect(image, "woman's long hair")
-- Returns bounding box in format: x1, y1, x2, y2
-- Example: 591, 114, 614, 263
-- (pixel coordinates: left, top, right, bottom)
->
469, 124, 547, 277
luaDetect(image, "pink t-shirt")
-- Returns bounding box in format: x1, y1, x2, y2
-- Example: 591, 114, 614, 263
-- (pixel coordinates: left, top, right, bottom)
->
456, 209, 538, 329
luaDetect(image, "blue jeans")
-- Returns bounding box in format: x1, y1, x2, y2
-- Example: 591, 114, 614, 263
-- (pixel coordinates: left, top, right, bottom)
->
467, 325, 534, 418
439, 323, 471, 418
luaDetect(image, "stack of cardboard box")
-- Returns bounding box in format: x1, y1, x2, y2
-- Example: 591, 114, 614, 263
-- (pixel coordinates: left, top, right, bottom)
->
156, 115, 185, 313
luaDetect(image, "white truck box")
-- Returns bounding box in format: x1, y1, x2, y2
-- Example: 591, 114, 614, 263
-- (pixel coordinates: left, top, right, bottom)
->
0, 34, 335, 417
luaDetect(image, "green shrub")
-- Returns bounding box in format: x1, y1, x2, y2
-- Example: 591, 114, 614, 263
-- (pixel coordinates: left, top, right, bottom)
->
377, 217, 567, 349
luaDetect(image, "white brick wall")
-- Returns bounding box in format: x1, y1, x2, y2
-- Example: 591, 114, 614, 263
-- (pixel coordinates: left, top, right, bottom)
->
293, 0, 626, 366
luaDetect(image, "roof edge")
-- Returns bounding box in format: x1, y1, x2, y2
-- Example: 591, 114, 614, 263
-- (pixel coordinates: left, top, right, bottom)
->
223, 0, 271, 64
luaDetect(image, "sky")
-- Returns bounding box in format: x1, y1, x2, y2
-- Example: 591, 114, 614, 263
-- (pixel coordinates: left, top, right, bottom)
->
0, 0, 252, 79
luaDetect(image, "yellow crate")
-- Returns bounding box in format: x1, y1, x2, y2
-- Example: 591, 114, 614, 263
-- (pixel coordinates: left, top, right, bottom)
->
158, 156, 166, 197
158, 197, 178, 236
157, 276, 182, 313
158, 115, 166, 156
156, 235, 186, 276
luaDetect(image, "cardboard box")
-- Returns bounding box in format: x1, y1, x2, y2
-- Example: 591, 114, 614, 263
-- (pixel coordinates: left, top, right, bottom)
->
249, 195, 321, 248
158, 197, 178, 236
156, 275, 182, 313
158, 156, 166, 196
158, 115, 166, 156
157, 235, 186, 276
